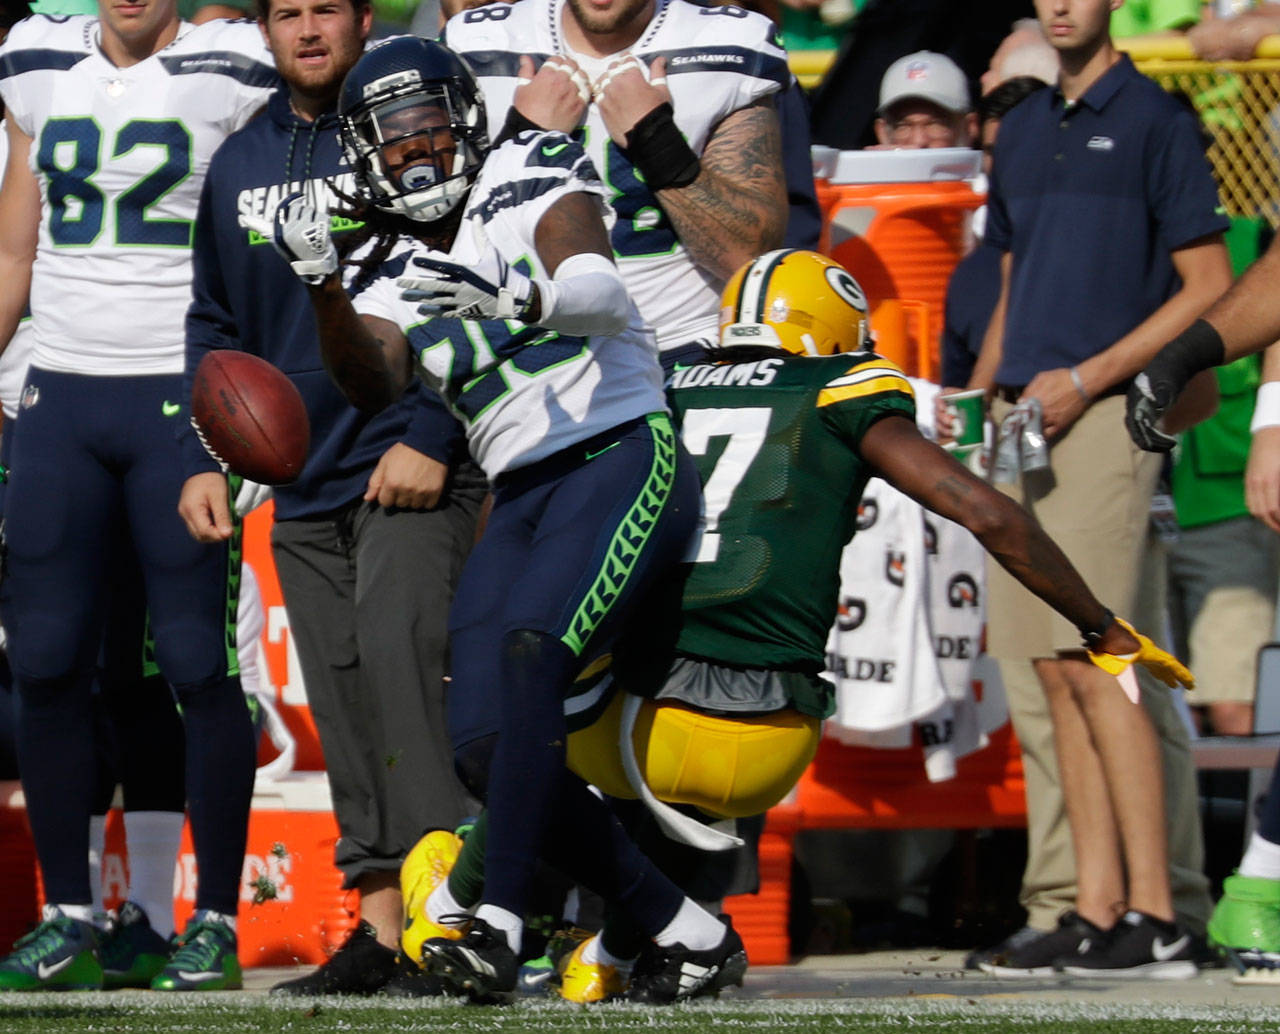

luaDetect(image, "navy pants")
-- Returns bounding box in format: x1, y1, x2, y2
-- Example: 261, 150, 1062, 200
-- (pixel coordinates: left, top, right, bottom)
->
3, 368, 252, 912
448, 413, 703, 931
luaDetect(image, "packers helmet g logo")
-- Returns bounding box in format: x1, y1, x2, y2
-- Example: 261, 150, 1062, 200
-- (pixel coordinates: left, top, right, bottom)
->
720, 249, 871, 357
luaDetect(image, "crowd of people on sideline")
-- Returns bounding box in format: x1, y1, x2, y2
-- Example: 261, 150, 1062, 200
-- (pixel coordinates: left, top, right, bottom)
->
0, 0, 1278, 1005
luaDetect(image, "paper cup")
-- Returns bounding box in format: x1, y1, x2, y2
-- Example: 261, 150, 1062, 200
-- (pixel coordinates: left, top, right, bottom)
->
944, 388, 986, 451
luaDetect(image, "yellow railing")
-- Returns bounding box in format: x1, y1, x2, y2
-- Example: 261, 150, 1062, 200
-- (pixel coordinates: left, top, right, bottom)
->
1125, 37, 1280, 222
789, 38, 1280, 223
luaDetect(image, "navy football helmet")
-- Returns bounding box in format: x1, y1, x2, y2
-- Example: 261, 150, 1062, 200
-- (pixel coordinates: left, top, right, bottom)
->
338, 37, 490, 224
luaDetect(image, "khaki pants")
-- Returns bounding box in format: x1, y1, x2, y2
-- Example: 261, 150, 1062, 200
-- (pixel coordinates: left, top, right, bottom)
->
1000, 659, 1211, 934
987, 396, 1210, 933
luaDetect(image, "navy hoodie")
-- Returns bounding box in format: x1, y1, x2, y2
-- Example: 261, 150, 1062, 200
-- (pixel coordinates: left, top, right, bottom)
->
182, 89, 467, 520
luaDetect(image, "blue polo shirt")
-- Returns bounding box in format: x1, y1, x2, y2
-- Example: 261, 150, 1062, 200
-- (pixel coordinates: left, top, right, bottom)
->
985, 55, 1227, 387
942, 241, 1002, 387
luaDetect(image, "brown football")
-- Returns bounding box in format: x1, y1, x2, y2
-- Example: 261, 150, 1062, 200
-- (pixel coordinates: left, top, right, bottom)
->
191, 351, 310, 486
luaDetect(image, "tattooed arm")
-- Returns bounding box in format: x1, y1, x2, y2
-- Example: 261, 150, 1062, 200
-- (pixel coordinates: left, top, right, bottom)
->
308, 273, 413, 414
591, 56, 786, 283
857, 414, 1139, 655
653, 99, 788, 283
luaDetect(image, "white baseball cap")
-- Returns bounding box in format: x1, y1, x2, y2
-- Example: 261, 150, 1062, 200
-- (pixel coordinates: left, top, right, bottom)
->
878, 51, 971, 115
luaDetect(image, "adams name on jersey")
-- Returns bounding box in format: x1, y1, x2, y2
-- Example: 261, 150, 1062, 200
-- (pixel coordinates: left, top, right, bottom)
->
0, 15, 277, 377
445, 0, 789, 354
668, 351, 915, 674
350, 130, 666, 479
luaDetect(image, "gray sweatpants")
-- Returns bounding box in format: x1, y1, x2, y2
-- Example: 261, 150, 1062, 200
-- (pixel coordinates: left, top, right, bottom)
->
271, 481, 483, 887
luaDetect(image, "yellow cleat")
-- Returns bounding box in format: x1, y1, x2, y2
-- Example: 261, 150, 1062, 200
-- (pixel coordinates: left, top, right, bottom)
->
556, 935, 628, 1003
400, 829, 464, 963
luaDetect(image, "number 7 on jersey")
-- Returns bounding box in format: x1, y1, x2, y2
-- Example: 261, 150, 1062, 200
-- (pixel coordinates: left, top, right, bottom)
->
679, 407, 770, 564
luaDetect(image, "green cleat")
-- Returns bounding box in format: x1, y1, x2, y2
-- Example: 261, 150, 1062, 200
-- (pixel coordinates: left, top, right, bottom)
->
1208, 872, 1280, 982
101, 901, 173, 989
0, 906, 102, 991
151, 911, 242, 991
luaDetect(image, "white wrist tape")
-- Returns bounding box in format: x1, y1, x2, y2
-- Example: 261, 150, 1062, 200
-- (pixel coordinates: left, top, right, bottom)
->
535, 252, 629, 336
1252, 381, 1280, 432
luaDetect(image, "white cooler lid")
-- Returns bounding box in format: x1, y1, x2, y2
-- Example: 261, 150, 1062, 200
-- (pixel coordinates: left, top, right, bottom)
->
812, 146, 982, 184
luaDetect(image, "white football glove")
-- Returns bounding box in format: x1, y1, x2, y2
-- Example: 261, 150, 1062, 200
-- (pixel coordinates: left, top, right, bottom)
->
397, 252, 535, 322
238, 191, 338, 286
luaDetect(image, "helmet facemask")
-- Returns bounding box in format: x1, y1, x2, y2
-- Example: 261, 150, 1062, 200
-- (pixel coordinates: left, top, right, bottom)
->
341, 75, 488, 225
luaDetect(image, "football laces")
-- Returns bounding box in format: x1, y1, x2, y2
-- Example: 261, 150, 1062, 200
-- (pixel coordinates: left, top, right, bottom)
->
191, 417, 230, 472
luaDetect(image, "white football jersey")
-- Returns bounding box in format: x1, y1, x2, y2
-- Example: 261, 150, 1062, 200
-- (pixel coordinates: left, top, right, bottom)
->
0, 121, 32, 420
445, 0, 787, 354
0, 16, 277, 376
351, 132, 666, 478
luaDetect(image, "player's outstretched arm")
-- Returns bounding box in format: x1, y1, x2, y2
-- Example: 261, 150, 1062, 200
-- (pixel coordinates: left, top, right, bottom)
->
0, 119, 38, 356
397, 192, 629, 336
310, 275, 413, 415
242, 192, 412, 412
858, 413, 1141, 660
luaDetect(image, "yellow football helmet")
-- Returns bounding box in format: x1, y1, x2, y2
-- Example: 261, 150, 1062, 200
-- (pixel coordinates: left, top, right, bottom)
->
719, 249, 870, 357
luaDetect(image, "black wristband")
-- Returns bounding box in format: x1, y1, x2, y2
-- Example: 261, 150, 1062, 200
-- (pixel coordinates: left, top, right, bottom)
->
622, 103, 701, 191
1150, 318, 1226, 400
1079, 608, 1116, 651
495, 106, 546, 147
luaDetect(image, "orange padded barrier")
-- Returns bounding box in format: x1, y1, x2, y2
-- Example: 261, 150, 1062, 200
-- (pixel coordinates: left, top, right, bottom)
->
817, 176, 982, 381
724, 724, 1026, 965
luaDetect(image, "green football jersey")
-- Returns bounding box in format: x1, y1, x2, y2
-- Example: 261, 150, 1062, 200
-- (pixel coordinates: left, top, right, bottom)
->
668, 352, 915, 673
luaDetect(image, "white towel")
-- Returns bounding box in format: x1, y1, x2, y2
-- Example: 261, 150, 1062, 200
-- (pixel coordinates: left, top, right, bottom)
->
823, 380, 987, 781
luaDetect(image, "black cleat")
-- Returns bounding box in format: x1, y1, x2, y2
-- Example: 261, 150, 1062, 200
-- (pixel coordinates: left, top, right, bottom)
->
379, 953, 448, 998
626, 919, 747, 1004
419, 917, 518, 1004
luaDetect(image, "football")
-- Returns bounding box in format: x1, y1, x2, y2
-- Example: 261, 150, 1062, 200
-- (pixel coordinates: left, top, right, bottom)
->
191, 351, 310, 486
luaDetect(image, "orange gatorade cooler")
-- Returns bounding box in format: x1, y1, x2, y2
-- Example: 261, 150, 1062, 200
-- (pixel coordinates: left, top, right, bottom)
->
814, 147, 983, 380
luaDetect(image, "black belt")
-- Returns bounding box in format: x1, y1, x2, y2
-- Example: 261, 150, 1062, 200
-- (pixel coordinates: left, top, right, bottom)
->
994, 381, 1127, 405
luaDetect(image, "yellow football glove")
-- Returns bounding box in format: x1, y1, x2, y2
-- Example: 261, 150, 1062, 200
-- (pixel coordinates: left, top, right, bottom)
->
1086, 616, 1195, 700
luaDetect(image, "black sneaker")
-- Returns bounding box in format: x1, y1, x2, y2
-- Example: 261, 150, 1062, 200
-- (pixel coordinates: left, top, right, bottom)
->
420, 917, 518, 1004
100, 902, 172, 989
978, 912, 1108, 978
1055, 910, 1197, 980
379, 953, 447, 998
270, 921, 398, 996
626, 919, 747, 1004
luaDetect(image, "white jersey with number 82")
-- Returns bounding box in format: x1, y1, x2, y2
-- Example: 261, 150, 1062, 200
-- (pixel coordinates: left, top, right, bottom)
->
0, 15, 277, 376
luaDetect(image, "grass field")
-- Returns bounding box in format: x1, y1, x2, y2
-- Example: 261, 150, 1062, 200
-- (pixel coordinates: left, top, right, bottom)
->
0, 995, 1277, 1033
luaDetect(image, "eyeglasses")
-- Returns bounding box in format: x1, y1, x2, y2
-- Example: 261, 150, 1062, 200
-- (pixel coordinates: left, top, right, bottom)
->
886, 115, 961, 144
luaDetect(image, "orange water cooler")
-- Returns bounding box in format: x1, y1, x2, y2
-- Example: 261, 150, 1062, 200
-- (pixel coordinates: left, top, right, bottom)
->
814, 147, 984, 381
